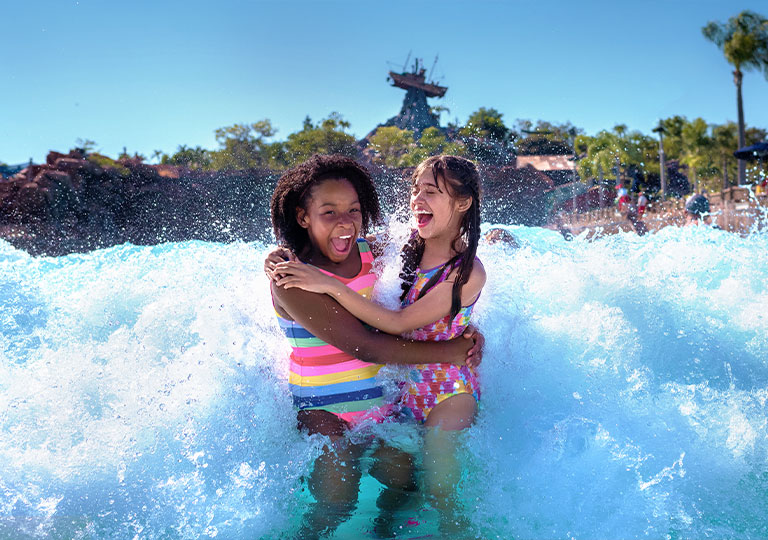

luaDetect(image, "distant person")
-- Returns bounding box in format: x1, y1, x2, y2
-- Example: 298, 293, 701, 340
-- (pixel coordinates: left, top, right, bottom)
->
684, 193, 713, 226
637, 191, 648, 218
616, 184, 630, 213
756, 178, 767, 196
626, 207, 648, 236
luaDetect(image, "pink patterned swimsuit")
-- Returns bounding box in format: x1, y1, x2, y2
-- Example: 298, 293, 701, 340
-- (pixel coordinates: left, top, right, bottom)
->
399, 258, 481, 423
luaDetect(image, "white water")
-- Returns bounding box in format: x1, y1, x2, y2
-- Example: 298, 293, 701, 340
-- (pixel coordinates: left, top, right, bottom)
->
1, 223, 767, 539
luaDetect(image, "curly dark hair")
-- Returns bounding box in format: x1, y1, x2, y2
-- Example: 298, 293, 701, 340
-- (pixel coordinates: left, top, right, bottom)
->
270, 154, 381, 255
399, 155, 483, 319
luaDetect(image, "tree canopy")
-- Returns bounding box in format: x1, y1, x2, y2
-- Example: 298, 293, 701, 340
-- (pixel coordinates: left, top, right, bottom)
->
368, 126, 464, 167
702, 11, 768, 78
162, 145, 212, 169
460, 108, 510, 141
209, 120, 277, 170
282, 112, 358, 165
702, 10, 768, 184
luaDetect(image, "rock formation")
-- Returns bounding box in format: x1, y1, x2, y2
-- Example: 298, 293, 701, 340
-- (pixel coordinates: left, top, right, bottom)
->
0, 150, 279, 256
380, 87, 441, 136
0, 150, 555, 256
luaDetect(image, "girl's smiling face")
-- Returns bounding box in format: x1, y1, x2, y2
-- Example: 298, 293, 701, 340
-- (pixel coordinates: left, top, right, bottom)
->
296, 177, 362, 264
410, 169, 471, 241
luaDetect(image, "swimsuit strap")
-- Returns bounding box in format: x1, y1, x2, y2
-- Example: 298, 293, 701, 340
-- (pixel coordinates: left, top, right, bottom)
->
415, 254, 462, 301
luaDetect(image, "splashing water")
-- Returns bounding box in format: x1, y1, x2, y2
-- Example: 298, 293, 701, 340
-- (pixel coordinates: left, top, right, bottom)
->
1, 223, 767, 539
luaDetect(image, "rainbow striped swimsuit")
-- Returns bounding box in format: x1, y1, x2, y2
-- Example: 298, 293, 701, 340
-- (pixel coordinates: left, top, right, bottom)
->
275, 239, 390, 426
400, 258, 481, 423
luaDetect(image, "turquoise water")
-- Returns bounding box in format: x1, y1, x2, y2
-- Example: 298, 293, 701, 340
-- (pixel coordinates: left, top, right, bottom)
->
1, 223, 768, 539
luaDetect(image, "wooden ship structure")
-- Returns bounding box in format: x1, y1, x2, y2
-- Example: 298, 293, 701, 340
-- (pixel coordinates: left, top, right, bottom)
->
375, 55, 447, 136
387, 55, 448, 98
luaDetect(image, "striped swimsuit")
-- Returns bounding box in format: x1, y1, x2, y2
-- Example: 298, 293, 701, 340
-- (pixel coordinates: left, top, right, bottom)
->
399, 258, 481, 423
275, 239, 391, 427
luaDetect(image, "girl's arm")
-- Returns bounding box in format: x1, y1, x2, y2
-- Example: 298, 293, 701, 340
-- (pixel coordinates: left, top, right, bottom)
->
271, 281, 475, 365
274, 259, 486, 335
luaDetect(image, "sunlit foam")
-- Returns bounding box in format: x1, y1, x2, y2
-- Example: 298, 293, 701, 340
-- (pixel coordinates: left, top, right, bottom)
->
1, 223, 767, 538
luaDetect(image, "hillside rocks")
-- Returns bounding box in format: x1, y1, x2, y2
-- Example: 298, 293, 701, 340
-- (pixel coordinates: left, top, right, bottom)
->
0, 150, 280, 256
0, 150, 552, 256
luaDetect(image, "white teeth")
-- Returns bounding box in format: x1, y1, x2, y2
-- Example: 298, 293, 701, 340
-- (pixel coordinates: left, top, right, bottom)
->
338, 235, 352, 239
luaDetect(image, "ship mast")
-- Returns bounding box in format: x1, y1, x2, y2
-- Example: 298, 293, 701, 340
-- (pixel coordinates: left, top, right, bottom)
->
427, 55, 438, 84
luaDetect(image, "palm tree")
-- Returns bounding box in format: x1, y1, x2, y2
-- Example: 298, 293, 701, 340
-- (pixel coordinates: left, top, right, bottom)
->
576, 130, 624, 185
710, 123, 738, 190
702, 11, 768, 185
680, 118, 712, 194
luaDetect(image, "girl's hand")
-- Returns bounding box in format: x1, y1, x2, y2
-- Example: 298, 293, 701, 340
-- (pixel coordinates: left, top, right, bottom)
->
463, 326, 485, 369
264, 247, 297, 281
273, 262, 338, 295
443, 335, 475, 367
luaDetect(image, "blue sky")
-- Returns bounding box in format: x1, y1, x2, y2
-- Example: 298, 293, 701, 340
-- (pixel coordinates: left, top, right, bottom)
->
1, 0, 767, 164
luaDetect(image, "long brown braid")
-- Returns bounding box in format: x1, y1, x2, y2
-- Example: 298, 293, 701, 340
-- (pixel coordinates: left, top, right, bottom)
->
399, 155, 482, 320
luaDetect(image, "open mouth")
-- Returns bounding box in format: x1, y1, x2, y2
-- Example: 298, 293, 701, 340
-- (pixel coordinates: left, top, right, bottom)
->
414, 210, 433, 228
330, 234, 353, 254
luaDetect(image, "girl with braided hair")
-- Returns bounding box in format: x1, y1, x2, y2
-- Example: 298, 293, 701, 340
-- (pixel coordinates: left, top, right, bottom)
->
273, 154, 486, 534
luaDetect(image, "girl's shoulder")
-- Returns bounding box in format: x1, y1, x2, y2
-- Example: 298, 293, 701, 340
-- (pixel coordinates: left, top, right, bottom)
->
446, 256, 486, 293
357, 237, 372, 251
462, 257, 486, 285
460, 257, 486, 305
447, 253, 484, 273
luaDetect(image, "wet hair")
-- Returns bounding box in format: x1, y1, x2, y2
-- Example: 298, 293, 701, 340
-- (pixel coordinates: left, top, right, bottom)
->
270, 154, 381, 254
685, 194, 710, 218
399, 155, 482, 319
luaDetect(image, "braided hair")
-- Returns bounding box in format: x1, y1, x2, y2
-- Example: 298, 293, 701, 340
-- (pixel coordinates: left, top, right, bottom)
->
270, 154, 381, 255
399, 155, 482, 319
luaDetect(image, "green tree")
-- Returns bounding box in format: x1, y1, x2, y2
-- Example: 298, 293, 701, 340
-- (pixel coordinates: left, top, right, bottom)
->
575, 125, 653, 185
209, 119, 277, 170
514, 119, 582, 156
407, 127, 466, 166
369, 126, 465, 168
512, 118, 533, 136
429, 105, 451, 124
283, 113, 358, 165
530, 120, 582, 148
458, 108, 514, 164
680, 118, 713, 193
745, 126, 768, 182
657, 115, 687, 160
746, 126, 768, 145
369, 126, 415, 167
710, 122, 739, 189
74, 138, 98, 154
460, 108, 510, 141
162, 145, 212, 169
575, 131, 621, 183
418, 126, 463, 157
516, 137, 571, 156
703, 10, 768, 184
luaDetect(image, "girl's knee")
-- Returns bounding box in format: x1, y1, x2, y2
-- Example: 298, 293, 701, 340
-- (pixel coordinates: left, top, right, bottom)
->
424, 393, 477, 430
370, 446, 417, 492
